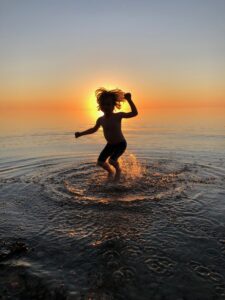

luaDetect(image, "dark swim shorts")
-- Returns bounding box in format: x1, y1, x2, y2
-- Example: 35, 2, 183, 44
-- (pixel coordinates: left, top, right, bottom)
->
98, 140, 127, 163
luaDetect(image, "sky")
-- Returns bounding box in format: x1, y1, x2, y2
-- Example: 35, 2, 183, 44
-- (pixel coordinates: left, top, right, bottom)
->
0, 0, 225, 111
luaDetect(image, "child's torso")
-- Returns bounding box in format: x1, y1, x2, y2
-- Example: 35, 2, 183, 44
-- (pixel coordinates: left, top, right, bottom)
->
100, 113, 125, 144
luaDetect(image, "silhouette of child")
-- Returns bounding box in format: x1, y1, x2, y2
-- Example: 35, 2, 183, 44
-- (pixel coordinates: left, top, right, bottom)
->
75, 87, 138, 181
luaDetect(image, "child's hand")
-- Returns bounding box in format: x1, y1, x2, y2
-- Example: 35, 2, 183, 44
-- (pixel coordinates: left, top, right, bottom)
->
124, 93, 132, 101
75, 132, 81, 138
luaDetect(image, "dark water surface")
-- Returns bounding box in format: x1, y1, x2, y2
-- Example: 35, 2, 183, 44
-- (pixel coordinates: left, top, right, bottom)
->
0, 109, 225, 299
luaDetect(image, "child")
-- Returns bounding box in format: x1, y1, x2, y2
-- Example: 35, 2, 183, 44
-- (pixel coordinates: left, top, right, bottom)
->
75, 87, 138, 181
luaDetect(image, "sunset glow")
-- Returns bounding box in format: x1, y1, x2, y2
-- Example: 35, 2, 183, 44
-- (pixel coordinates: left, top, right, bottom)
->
1, 3, 225, 298
0, 0, 225, 120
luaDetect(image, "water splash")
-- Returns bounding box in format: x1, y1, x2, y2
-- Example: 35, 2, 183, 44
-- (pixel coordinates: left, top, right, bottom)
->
120, 153, 146, 181
40, 156, 193, 203
1, 156, 225, 299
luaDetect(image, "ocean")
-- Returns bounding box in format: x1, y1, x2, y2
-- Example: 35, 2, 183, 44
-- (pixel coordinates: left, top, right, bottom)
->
0, 108, 225, 299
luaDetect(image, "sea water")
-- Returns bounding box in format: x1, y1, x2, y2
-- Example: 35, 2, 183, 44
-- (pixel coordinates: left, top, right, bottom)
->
0, 108, 225, 299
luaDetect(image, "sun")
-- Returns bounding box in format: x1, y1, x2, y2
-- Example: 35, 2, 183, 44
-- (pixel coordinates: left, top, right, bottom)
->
86, 84, 117, 121
87, 91, 103, 122
85, 83, 131, 121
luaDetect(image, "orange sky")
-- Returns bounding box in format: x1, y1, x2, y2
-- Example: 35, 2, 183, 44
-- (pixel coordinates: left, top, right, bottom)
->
1, 1, 225, 113
1, 83, 224, 112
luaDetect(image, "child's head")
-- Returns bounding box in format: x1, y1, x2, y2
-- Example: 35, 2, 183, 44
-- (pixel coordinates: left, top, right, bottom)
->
95, 87, 124, 113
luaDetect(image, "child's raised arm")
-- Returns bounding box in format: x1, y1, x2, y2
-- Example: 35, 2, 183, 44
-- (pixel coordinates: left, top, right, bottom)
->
75, 118, 101, 138
119, 93, 138, 118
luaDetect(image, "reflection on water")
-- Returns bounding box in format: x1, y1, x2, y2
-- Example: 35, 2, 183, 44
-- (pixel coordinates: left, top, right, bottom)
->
0, 153, 225, 299
1, 108, 224, 161
0, 108, 225, 299
56, 155, 188, 203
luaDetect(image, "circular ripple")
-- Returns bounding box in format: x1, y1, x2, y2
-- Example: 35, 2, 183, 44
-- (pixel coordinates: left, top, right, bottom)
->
41, 156, 193, 204
1, 155, 225, 299
188, 260, 225, 291
35, 155, 224, 207
145, 255, 176, 275
173, 215, 221, 239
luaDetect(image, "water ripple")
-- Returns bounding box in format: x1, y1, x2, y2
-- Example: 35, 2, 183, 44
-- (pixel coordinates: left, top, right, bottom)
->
0, 155, 225, 299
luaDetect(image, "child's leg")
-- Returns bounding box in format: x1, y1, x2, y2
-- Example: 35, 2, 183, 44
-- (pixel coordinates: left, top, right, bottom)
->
97, 161, 114, 176
109, 140, 127, 181
97, 143, 114, 177
108, 158, 121, 180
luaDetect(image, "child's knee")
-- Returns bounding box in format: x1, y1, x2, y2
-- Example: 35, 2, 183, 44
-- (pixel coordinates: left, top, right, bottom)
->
109, 158, 118, 167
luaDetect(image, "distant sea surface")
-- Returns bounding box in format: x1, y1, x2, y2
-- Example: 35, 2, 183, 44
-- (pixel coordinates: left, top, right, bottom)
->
0, 108, 225, 299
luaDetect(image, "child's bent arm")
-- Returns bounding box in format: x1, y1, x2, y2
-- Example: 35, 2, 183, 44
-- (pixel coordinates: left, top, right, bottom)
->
75, 118, 101, 137
120, 93, 138, 118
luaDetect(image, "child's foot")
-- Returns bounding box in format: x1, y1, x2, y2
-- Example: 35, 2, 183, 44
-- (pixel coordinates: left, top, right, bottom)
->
107, 172, 114, 181
114, 169, 121, 182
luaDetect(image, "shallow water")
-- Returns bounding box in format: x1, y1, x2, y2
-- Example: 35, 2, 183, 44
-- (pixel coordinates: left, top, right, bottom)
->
0, 109, 225, 299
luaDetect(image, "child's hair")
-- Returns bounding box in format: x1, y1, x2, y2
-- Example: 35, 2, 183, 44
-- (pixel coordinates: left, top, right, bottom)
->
95, 87, 125, 111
